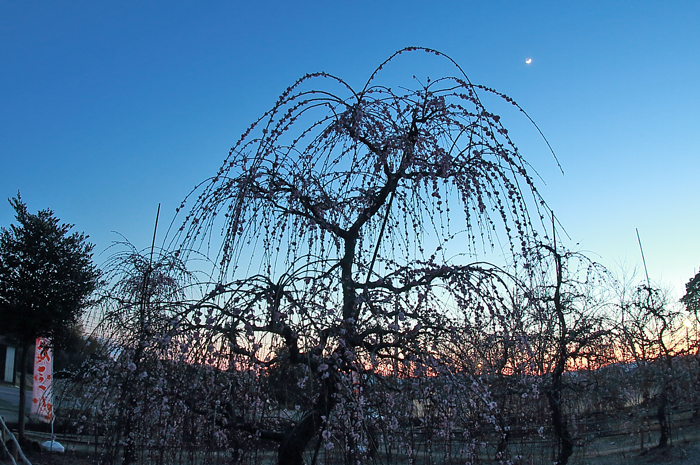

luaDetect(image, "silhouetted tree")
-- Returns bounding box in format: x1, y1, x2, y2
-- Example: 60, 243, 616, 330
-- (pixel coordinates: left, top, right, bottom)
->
681, 269, 700, 317
0, 194, 100, 440
171, 47, 554, 465
681, 268, 700, 421
617, 281, 685, 449
97, 243, 194, 465
529, 245, 610, 465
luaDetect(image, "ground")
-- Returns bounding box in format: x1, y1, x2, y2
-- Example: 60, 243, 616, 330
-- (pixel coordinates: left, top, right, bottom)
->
2, 443, 700, 465
2, 421, 699, 464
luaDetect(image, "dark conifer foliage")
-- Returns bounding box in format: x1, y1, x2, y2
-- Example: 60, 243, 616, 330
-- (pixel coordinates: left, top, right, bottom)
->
0, 193, 100, 439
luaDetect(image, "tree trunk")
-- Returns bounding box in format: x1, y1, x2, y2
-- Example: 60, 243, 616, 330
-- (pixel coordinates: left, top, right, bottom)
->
657, 390, 669, 448
17, 343, 30, 442
695, 355, 700, 421
120, 354, 143, 465
547, 389, 574, 465
278, 412, 324, 465
547, 238, 573, 465
277, 375, 337, 465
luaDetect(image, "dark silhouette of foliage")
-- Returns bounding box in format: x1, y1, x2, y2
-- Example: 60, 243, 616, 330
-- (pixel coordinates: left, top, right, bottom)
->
682, 269, 700, 318
0, 193, 100, 440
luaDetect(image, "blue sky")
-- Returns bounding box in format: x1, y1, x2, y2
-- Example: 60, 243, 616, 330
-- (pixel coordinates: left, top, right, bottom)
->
1, 1, 698, 297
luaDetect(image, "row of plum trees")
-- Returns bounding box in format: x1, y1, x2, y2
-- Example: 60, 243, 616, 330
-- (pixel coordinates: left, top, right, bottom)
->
53, 48, 700, 465
59, 249, 699, 465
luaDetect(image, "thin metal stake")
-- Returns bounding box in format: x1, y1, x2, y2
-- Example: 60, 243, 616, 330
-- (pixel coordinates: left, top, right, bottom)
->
636, 228, 651, 290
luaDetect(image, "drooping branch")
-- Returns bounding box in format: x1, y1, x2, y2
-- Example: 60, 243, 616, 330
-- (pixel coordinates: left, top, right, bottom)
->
161, 48, 558, 465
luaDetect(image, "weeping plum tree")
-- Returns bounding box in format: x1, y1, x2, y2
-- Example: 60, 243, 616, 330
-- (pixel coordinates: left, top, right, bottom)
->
616, 281, 686, 449
55, 241, 200, 465
527, 245, 611, 465
97, 243, 195, 465
172, 47, 554, 465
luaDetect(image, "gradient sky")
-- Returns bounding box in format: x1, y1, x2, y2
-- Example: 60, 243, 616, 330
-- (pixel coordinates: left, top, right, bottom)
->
1, 1, 698, 297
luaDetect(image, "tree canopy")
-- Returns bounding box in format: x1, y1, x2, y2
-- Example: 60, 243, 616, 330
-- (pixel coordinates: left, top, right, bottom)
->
681, 268, 700, 315
167, 47, 554, 465
0, 194, 101, 347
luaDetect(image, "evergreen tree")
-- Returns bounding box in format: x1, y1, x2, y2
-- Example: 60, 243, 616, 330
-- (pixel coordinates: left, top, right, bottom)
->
0, 194, 100, 440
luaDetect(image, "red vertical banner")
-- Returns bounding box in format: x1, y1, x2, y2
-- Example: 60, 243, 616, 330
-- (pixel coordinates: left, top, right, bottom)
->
31, 337, 53, 422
